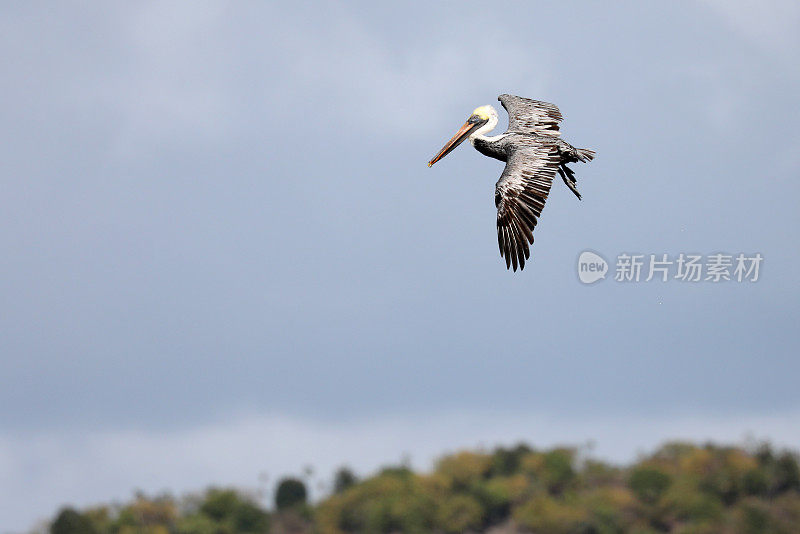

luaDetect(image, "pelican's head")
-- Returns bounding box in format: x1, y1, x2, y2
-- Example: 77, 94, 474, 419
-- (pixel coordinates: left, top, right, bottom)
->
471, 105, 499, 127
428, 105, 499, 167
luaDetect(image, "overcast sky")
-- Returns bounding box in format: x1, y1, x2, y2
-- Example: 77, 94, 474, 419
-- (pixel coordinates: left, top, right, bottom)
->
1, 1, 799, 531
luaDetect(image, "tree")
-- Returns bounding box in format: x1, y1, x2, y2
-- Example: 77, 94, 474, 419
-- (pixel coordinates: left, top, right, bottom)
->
275, 477, 307, 510
542, 448, 577, 495
773, 452, 800, 494
51, 508, 97, 534
490, 443, 533, 477
435, 494, 484, 533
629, 466, 671, 504
197, 488, 270, 532
332, 467, 357, 494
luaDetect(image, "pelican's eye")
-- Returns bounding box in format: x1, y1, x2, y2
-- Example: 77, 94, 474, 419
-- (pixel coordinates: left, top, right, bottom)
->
468, 114, 487, 125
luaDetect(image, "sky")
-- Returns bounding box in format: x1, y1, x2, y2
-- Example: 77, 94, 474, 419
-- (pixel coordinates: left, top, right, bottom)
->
1, 1, 799, 531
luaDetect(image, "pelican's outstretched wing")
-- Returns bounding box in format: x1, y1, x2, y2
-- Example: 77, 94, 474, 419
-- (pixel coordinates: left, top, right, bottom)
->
498, 94, 562, 137
495, 143, 561, 271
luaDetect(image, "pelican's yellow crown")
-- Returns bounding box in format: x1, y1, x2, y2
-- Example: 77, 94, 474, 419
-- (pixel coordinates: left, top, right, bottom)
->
472, 105, 493, 120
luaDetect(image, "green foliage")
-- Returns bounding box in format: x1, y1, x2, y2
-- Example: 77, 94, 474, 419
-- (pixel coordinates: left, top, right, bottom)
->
173, 513, 219, 534
333, 467, 358, 494
79, 489, 271, 534
773, 451, 800, 493
197, 487, 269, 532
111, 494, 177, 531
81, 507, 112, 533
629, 466, 671, 504
435, 450, 491, 490
742, 467, 768, 495
541, 448, 577, 495
581, 487, 638, 533
736, 499, 774, 534
200, 488, 243, 521
435, 494, 483, 533
470, 474, 528, 524
316, 468, 437, 534
51, 508, 98, 534
754, 444, 800, 496
582, 459, 623, 489
44, 441, 800, 534
513, 495, 588, 533
489, 444, 533, 477
275, 478, 307, 510
659, 478, 723, 525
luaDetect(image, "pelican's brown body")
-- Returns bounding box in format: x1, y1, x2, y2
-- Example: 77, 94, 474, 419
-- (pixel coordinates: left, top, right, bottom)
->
428, 94, 595, 271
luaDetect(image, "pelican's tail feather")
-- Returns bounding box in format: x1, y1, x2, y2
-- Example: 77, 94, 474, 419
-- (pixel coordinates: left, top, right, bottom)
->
575, 148, 595, 162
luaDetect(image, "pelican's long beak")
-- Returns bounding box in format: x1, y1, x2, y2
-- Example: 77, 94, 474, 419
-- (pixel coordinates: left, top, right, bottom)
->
427, 120, 482, 167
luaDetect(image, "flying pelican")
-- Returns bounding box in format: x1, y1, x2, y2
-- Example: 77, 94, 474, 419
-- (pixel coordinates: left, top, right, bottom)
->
428, 94, 595, 271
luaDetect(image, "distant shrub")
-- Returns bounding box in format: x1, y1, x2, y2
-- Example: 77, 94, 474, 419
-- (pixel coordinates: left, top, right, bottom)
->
542, 448, 577, 495
736, 499, 773, 534
174, 513, 218, 534
660, 478, 723, 525
581, 486, 638, 532
629, 466, 671, 504
742, 468, 769, 496
489, 444, 533, 477
315, 470, 436, 534
200, 488, 241, 521
435, 494, 484, 533
683, 447, 756, 504
194, 488, 269, 533
472, 474, 529, 524
275, 478, 308, 510
111, 495, 178, 531
51, 508, 98, 534
333, 467, 357, 494
435, 451, 491, 490
582, 459, 623, 488
513, 495, 588, 534
753, 444, 800, 496
773, 452, 800, 493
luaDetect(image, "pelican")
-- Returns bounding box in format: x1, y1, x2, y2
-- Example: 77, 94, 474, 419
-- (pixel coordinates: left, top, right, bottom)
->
428, 94, 595, 271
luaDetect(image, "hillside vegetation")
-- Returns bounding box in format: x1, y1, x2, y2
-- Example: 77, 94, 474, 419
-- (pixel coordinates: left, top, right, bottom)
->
47, 441, 800, 534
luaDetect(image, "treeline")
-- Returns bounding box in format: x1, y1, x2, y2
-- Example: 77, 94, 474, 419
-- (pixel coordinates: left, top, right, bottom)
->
47, 441, 800, 533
